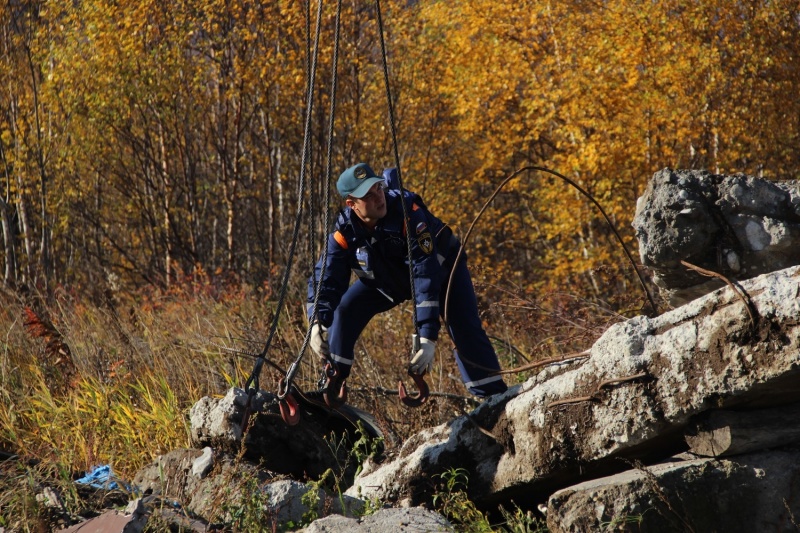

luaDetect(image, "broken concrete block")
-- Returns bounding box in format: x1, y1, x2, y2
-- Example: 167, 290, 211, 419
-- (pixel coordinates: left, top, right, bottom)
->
547, 450, 800, 532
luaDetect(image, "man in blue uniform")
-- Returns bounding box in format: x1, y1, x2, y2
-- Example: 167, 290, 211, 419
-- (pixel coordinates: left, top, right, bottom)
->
307, 163, 507, 398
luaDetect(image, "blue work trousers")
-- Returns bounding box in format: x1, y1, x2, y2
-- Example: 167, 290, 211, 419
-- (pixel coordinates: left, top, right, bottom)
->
327, 258, 507, 397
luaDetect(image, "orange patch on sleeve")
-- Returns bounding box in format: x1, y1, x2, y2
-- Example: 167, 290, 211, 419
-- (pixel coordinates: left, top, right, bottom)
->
333, 230, 349, 249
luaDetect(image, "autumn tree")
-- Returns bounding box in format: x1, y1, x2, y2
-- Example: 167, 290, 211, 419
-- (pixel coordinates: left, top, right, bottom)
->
0, 0, 64, 290
403, 0, 800, 304
1, 0, 799, 316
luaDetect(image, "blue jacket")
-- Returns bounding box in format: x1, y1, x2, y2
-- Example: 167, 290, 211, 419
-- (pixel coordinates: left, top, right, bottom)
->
307, 187, 457, 341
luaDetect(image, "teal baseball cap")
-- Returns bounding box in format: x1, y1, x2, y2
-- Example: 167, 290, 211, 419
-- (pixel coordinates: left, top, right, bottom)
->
337, 163, 384, 199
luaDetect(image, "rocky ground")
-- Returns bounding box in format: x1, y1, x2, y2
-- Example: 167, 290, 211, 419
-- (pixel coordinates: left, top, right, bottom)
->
39, 170, 800, 532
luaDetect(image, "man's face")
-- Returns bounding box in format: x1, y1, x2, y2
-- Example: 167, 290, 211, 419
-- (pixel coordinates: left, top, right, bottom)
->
348, 182, 387, 226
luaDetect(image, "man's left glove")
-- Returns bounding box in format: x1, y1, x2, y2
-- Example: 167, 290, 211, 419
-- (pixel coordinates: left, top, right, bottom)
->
309, 323, 329, 357
409, 337, 436, 374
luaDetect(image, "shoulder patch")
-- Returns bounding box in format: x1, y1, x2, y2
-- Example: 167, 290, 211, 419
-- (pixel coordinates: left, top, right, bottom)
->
417, 232, 433, 254
333, 230, 349, 249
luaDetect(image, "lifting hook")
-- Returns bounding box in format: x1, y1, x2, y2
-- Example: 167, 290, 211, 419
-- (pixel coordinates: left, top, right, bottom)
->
398, 370, 430, 407
322, 362, 348, 408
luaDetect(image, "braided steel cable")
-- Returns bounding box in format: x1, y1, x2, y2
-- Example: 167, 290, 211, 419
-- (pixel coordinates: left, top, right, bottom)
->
375, 0, 419, 337
245, 0, 326, 397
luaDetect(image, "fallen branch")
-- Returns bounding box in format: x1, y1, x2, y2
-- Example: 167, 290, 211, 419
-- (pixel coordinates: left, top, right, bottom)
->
680, 260, 757, 328
496, 350, 590, 375
455, 405, 499, 442
546, 395, 598, 409
547, 372, 649, 409
597, 372, 649, 390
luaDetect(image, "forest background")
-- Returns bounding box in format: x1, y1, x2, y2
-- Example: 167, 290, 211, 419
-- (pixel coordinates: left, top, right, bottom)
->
1, 0, 800, 529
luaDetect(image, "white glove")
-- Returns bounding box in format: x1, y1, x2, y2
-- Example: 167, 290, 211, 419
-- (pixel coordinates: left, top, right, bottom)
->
409, 337, 435, 374
309, 323, 329, 357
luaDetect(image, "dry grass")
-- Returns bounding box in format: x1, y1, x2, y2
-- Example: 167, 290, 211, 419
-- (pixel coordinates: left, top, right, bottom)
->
0, 272, 638, 530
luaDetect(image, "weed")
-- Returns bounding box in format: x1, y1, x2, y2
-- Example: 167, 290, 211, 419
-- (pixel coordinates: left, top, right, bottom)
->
219, 471, 276, 531
318, 422, 382, 512
300, 478, 322, 525
0, 459, 122, 532
357, 496, 385, 518
0, 462, 49, 532
0, 276, 610, 530
600, 511, 647, 530
498, 502, 549, 532
351, 420, 384, 477
432, 467, 493, 532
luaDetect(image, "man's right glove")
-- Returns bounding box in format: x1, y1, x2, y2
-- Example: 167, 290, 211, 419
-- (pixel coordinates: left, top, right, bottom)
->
309, 323, 329, 357
409, 337, 436, 374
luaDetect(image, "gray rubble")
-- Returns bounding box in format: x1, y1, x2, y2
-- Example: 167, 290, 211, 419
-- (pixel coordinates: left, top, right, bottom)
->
300, 507, 454, 532
547, 450, 800, 532
61, 169, 800, 532
189, 387, 364, 479
347, 265, 800, 508
632, 168, 800, 305
132, 448, 364, 526
685, 402, 800, 457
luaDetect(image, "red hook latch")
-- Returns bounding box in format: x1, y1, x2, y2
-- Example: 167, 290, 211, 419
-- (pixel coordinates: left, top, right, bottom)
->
322, 363, 348, 408
398, 371, 430, 407
277, 378, 301, 426
279, 393, 300, 426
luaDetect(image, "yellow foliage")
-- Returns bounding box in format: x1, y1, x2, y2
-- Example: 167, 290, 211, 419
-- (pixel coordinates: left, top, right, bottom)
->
2, 0, 800, 306
395, 0, 800, 300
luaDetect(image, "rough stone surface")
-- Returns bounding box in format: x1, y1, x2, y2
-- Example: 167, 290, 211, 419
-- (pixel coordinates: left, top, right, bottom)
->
191, 446, 214, 477
189, 387, 373, 478
300, 507, 454, 532
632, 168, 800, 305
547, 450, 800, 532
133, 448, 265, 520
685, 402, 800, 457
190, 387, 254, 444
266, 479, 365, 524
132, 449, 364, 527
347, 266, 800, 508
58, 168, 800, 532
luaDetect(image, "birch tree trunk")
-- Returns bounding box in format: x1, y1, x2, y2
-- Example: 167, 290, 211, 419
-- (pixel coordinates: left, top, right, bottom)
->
16, 184, 34, 286
0, 195, 16, 286
159, 121, 172, 289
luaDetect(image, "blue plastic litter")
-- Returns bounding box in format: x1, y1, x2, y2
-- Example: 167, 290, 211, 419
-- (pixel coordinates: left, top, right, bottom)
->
75, 465, 123, 490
